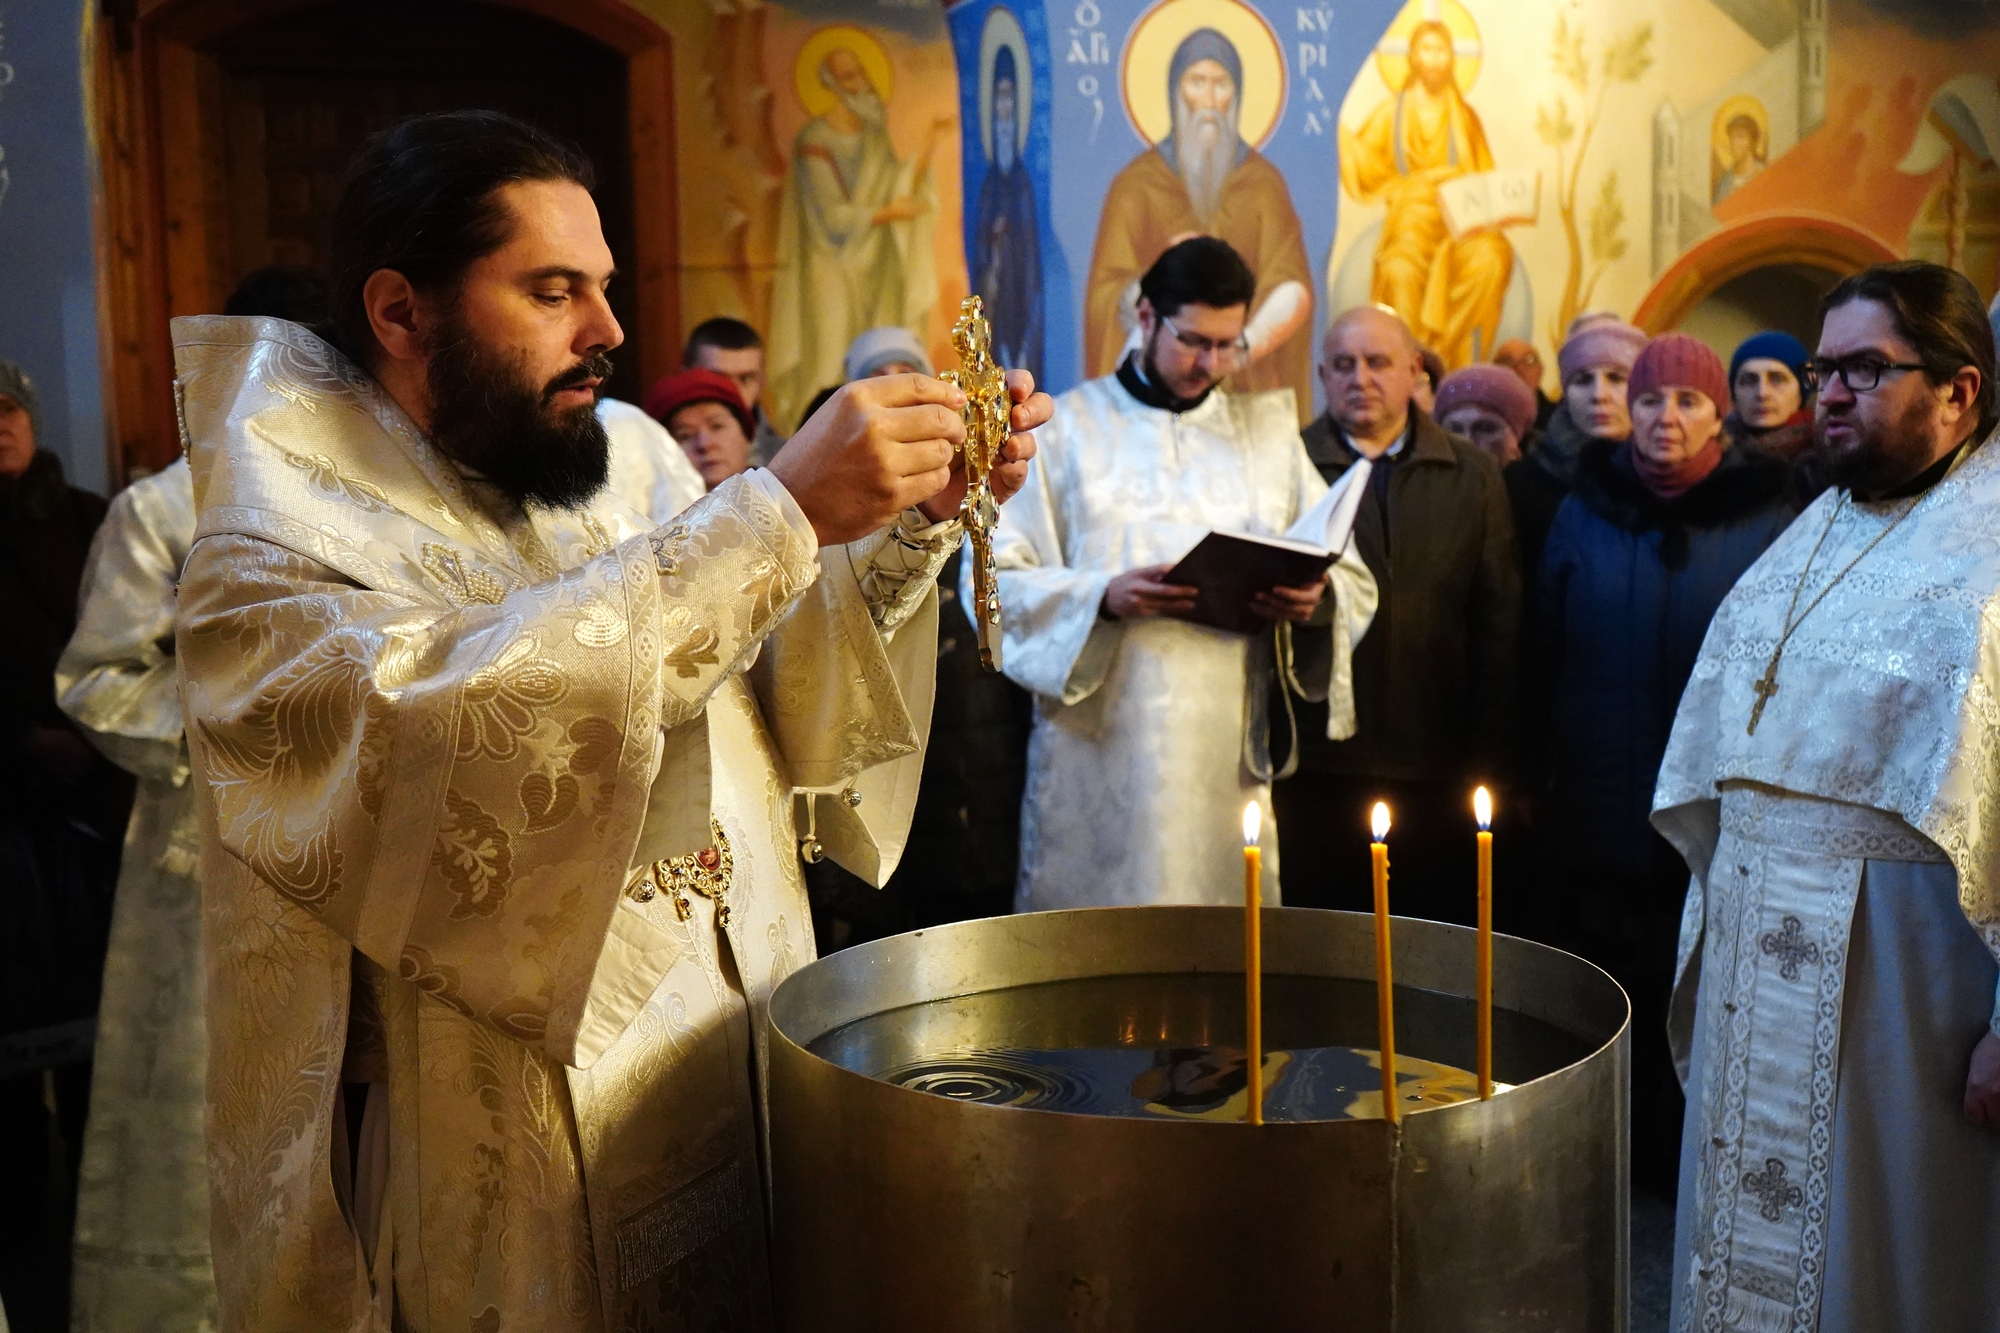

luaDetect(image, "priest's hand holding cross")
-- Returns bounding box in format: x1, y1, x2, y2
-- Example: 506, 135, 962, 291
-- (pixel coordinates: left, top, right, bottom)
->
769, 369, 1050, 546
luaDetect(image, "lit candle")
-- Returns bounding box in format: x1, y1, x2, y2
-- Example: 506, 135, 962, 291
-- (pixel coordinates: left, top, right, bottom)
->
1243, 801, 1264, 1126
1370, 802, 1399, 1125
1474, 786, 1494, 1101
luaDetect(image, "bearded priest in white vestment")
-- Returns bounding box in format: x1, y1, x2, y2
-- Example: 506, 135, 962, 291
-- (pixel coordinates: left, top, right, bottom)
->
171, 111, 1047, 1333
996, 239, 1375, 911
55, 459, 216, 1331
1653, 263, 2000, 1333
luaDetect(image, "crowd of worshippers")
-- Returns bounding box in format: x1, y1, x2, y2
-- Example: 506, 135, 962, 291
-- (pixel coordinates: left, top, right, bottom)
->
1, 128, 1997, 1330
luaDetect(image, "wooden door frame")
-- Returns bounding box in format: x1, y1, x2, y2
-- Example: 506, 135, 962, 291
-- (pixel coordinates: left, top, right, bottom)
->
99, 0, 680, 479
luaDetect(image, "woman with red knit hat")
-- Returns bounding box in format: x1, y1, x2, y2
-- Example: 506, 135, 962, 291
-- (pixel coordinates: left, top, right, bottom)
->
1536, 330, 1799, 1203
644, 367, 758, 490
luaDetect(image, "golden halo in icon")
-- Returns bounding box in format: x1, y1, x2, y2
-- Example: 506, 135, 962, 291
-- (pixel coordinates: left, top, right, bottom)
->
794, 25, 895, 118
1371, 0, 1482, 96
979, 7, 1032, 162
1120, 0, 1286, 149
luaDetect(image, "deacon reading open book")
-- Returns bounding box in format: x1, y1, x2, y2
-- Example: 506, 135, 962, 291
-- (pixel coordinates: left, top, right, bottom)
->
1163, 458, 1373, 634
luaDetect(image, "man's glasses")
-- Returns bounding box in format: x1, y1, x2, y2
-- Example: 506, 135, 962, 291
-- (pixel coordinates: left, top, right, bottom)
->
1159, 313, 1250, 369
1802, 356, 1928, 395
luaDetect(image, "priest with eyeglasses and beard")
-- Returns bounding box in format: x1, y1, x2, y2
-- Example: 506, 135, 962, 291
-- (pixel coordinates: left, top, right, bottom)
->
1654, 261, 2000, 1331
169, 110, 1049, 1332
994, 236, 1375, 913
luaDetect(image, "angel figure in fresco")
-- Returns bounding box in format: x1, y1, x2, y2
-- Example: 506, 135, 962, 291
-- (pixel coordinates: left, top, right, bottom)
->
1340, 19, 1513, 368
1711, 104, 1768, 205
767, 32, 948, 430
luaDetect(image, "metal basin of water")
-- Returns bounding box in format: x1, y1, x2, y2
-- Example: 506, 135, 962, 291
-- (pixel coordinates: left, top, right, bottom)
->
768, 906, 1630, 1330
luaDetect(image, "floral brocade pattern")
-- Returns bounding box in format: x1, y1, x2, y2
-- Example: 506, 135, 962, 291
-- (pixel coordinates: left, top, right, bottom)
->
1653, 429, 2000, 1333
172, 316, 944, 1333
1656, 428, 2000, 1014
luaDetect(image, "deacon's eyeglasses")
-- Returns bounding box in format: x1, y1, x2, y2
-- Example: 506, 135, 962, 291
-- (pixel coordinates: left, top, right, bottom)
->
1158, 313, 1251, 369
1802, 356, 1929, 395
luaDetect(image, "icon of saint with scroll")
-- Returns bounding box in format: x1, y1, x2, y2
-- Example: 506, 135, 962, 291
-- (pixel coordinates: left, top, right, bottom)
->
766, 26, 947, 430
1084, 3, 1313, 418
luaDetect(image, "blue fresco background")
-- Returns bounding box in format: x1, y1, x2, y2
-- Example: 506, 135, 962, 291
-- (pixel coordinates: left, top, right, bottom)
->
949, 0, 1404, 402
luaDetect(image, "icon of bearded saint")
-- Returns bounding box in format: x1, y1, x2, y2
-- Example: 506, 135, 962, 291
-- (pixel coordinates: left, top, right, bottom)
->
766, 43, 943, 431
1084, 28, 1314, 419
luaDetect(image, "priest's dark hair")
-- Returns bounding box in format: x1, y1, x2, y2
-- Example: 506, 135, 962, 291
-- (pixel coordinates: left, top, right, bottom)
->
1821, 260, 1997, 442
325, 110, 596, 366
683, 317, 763, 365
1139, 236, 1257, 319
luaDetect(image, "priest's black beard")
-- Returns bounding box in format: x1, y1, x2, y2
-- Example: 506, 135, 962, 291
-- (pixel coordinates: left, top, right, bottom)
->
423, 315, 613, 511
1816, 389, 1940, 498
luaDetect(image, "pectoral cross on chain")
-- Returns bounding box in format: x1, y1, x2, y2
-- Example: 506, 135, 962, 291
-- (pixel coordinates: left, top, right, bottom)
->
1747, 657, 1781, 735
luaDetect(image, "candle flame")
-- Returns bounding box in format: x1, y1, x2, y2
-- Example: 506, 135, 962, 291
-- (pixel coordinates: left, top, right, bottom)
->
1371, 801, 1391, 842
1242, 801, 1262, 846
1474, 786, 1492, 830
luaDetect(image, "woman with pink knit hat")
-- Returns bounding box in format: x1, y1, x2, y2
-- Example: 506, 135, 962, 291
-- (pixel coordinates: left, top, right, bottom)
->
1503, 319, 1648, 583
1434, 363, 1539, 466
1536, 329, 1799, 1203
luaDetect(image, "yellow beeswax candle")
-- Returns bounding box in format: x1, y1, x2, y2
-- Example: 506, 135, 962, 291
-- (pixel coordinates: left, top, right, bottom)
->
1371, 802, 1399, 1126
1243, 801, 1264, 1126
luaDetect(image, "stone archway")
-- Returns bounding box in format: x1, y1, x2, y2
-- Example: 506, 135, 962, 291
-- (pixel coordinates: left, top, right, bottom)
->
94, 0, 680, 479
1633, 216, 1899, 336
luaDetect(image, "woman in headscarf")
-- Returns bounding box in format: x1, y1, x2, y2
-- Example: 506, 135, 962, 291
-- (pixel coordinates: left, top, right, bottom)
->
1536, 332, 1798, 1202
1506, 319, 1648, 585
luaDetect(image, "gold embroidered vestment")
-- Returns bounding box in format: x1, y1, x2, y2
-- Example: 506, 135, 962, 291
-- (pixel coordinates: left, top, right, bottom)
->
171, 317, 950, 1332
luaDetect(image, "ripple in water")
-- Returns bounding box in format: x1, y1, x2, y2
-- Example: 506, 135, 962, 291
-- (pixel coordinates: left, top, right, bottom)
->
882, 1051, 1092, 1110
878, 1044, 1491, 1122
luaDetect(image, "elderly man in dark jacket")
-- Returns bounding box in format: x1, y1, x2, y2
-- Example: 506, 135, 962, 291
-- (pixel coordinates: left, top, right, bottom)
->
1274, 307, 1521, 926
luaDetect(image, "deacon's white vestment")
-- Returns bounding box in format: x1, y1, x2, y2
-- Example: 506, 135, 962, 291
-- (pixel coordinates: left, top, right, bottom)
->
49, 403, 703, 1333
993, 374, 1376, 911
56, 460, 215, 1332
1654, 430, 2000, 1332
171, 316, 957, 1332
599, 396, 705, 522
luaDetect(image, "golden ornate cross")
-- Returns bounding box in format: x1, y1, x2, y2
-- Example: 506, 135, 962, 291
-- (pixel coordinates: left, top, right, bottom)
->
939, 296, 1007, 672
1747, 657, 1780, 735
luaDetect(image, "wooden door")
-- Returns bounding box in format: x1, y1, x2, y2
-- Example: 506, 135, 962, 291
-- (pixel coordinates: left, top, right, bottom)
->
100, 0, 678, 480
211, 4, 635, 369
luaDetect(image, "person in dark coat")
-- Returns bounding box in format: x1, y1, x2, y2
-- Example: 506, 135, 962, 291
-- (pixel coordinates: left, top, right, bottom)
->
1274, 306, 1520, 927
1434, 365, 1548, 589
1537, 332, 1797, 1201
1507, 319, 1648, 585
1725, 329, 1826, 504
1494, 337, 1558, 430
0, 357, 131, 1332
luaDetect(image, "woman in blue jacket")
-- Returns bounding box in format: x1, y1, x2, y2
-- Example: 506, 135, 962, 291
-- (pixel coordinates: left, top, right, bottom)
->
1537, 332, 1798, 1200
